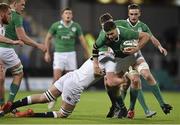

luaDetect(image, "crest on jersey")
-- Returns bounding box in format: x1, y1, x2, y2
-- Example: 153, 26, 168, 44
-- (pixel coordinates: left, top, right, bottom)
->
67, 96, 72, 101
58, 25, 63, 29
72, 27, 77, 32
138, 27, 142, 32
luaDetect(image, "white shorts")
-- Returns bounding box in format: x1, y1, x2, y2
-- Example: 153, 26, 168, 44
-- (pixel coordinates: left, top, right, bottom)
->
134, 50, 145, 61
0, 47, 21, 70
134, 51, 149, 73
54, 72, 83, 106
136, 61, 150, 73
98, 52, 116, 73
53, 51, 77, 71
115, 55, 136, 73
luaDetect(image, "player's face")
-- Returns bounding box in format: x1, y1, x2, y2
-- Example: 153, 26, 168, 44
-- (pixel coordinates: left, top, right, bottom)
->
62, 10, 73, 23
2, 8, 11, 24
128, 9, 140, 24
15, 0, 25, 14
106, 28, 118, 41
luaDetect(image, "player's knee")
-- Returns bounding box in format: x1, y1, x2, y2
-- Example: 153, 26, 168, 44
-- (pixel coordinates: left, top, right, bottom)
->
131, 77, 140, 88
59, 106, 72, 118
43, 90, 56, 102
11, 64, 24, 77
106, 77, 118, 87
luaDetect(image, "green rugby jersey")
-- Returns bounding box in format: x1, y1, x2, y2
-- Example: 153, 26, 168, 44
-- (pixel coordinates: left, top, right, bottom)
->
49, 20, 83, 52
115, 19, 152, 36
95, 26, 139, 58
0, 10, 23, 48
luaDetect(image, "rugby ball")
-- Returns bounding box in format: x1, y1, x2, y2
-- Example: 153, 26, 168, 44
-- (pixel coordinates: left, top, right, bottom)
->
120, 39, 138, 51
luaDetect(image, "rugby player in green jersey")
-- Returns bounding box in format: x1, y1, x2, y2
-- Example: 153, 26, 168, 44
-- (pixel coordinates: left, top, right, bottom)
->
92, 12, 150, 118
106, 4, 172, 119
0, 3, 24, 109
44, 8, 89, 110
0, 0, 46, 112
114, 4, 172, 118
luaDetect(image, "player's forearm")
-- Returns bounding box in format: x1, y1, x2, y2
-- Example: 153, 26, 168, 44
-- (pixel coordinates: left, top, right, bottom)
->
44, 34, 53, 53
138, 32, 150, 50
0, 35, 15, 44
150, 35, 161, 48
19, 34, 39, 48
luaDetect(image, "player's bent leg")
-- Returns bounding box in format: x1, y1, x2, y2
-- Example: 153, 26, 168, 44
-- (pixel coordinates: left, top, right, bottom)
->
59, 100, 75, 118
127, 73, 141, 119
8, 63, 24, 102
48, 69, 63, 110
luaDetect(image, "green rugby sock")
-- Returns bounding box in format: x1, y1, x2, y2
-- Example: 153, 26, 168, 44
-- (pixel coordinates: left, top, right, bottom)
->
149, 83, 165, 106
129, 88, 139, 110
8, 83, 20, 102
138, 89, 149, 113
0, 98, 5, 106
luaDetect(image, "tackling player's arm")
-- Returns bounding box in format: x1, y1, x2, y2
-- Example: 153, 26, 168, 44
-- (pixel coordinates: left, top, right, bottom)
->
92, 32, 105, 76
0, 35, 24, 46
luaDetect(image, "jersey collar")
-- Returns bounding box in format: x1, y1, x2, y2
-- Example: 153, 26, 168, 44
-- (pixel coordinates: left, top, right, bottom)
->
127, 18, 140, 27
60, 20, 73, 28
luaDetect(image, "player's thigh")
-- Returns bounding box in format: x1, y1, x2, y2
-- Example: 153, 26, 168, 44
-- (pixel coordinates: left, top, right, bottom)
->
0, 60, 5, 80
57, 100, 75, 118
0, 48, 21, 70
53, 52, 66, 71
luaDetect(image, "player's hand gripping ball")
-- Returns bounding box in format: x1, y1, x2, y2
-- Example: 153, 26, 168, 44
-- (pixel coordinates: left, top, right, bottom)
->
120, 39, 138, 51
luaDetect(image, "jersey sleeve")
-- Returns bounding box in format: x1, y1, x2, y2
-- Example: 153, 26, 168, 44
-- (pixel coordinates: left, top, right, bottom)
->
76, 23, 83, 37
48, 23, 57, 36
142, 23, 153, 36
13, 13, 23, 28
120, 26, 139, 40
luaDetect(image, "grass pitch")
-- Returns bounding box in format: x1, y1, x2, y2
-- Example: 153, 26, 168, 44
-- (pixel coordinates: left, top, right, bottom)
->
0, 90, 180, 124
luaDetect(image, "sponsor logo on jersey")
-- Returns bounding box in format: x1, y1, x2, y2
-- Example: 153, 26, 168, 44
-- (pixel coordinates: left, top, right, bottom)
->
71, 27, 76, 32
138, 27, 142, 32
58, 25, 63, 29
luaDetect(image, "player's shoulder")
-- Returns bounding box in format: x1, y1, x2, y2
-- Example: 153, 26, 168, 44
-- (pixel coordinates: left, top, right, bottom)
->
138, 20, 149, 27
72, 21, 81, 27
11, 10, 22, 19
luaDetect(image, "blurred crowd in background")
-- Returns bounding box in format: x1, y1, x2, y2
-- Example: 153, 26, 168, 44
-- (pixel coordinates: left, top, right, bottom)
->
1, 0, 180, 90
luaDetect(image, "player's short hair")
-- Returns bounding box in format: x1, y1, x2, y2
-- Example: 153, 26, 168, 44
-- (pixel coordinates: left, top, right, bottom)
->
0, 3, 10, 13
99, 13, 113, 25
102, 21, 116, 32
99, 13, 116, 32
61, 7, 72, 14
128, 3, 141, 11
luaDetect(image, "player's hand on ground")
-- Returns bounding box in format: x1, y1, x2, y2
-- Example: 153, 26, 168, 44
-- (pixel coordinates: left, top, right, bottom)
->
123, 46, 139, 54
158, 45, 167, 56
44, 52, 51, 63
13, 40, 24, 46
